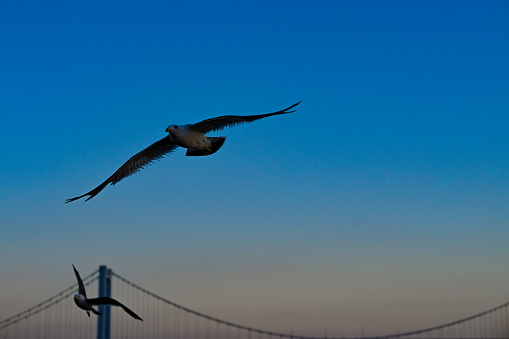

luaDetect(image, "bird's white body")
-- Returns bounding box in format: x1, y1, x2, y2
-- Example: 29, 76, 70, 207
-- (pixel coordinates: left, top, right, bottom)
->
74, 293, 99, 316
166, 125, 212, 149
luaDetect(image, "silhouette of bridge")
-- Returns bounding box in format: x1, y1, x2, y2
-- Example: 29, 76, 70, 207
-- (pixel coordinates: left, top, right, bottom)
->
1, 265, 508, 339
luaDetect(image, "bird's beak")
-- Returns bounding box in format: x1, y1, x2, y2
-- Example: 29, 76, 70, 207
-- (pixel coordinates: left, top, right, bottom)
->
165, 127, 171, 133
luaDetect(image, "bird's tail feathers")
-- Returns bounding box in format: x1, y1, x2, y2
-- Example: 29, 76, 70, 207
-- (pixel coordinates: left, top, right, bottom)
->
91, 308, 103, 316
185, 137, 226, 156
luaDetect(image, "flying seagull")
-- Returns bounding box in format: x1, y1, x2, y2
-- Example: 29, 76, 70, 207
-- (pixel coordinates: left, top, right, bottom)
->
72, 264, 143, 321
66, 101, 300, 203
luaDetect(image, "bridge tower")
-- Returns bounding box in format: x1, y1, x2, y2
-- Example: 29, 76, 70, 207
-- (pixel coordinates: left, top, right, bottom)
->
97, 265, 112, 339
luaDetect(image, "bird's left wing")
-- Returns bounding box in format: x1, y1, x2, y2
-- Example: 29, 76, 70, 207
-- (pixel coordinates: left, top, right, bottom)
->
72, 264, 87, 298
66, 135, 178, 203
87, 297, 143, 321
189, 101, 300, 134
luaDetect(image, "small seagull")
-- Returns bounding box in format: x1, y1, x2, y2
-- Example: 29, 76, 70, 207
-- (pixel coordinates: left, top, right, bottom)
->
72, 264, 143, 321
66, 101, 300, 202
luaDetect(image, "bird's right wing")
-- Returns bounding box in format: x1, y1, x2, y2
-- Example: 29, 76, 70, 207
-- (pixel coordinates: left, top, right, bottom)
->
87, 297, 143, 320
66, 136, 178, 203
189, 101, 300, 134
72, 264, 86, 298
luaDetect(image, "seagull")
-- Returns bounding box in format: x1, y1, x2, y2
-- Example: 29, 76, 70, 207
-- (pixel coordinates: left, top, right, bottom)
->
66, 101, 300, 203
72, 264, 143, 321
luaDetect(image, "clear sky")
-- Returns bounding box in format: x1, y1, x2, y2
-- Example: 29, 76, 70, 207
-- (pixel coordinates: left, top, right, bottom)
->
1, 0, 508, 336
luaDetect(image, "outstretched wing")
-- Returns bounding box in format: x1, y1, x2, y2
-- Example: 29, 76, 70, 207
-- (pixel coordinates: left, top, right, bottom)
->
66, 136, 178, 203
87, 297, 143, 321
189, 101, 300, 134
72, 264, 86, 298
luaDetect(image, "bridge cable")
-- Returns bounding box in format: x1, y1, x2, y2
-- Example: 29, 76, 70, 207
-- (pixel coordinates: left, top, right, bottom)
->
0, 269, 99, 330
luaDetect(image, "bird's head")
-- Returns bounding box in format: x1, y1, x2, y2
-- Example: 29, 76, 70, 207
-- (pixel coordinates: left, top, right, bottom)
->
74, 294, 85, 301
165, 125, 178, 134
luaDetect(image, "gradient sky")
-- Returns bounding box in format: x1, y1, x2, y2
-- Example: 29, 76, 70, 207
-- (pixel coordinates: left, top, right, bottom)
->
1, 0, 508, 336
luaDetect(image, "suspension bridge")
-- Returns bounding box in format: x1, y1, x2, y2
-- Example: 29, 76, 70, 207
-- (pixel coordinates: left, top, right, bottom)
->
1, 265, 507, 339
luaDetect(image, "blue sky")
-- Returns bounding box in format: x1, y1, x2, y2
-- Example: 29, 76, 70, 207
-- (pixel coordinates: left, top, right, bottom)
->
1, 0, 508, 336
